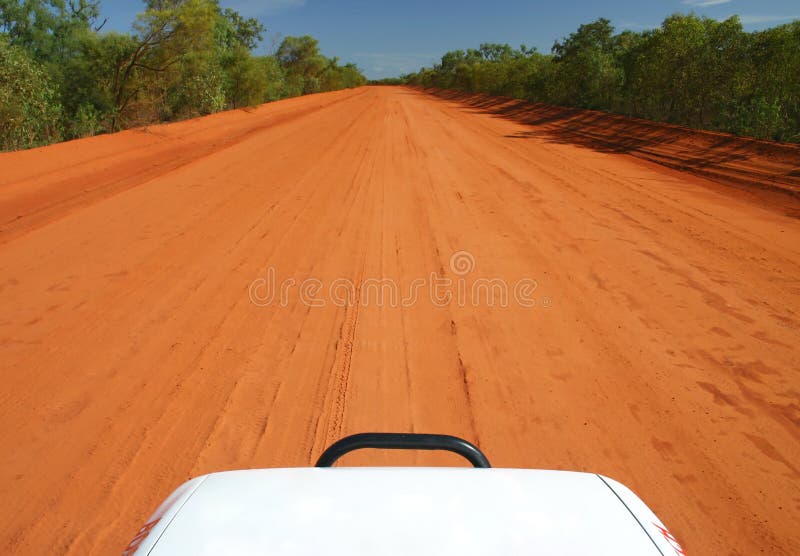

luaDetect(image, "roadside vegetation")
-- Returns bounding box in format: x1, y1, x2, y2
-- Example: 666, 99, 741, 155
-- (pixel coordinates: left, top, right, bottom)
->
0, 0, 366, 151
404, 15, 800, 143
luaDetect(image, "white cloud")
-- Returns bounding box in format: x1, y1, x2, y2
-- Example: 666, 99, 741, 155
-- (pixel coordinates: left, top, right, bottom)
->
682, 0, 732, 6
738, 14, 800, 24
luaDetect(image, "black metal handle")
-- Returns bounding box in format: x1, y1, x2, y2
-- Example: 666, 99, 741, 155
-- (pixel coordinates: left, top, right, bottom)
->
315, 433, 491, 468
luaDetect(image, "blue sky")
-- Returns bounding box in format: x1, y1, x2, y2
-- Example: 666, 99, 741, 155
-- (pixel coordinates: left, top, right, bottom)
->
101, 1, 800, 79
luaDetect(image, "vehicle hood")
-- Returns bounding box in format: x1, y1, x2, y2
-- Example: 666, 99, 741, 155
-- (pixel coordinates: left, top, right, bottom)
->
132, 468, 680, 555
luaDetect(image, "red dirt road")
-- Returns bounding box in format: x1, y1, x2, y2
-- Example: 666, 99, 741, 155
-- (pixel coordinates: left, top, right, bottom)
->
1, 86, 799, 555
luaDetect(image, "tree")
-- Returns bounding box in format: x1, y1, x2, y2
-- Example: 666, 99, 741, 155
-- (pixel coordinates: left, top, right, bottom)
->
216, 7, 263, 51
403, 14, 799, 142
256, 55, 286, 101
551, 18, 621, 109
222, 47, 268, 107
276, 35, 327, 94
109, 0, 219, 128
0, 1, 365, 151
743, 21, 800, 140
215, 7, 267, 108
0, 36, 62, 149
0, 0, 102, 73
60, 29, 137, 137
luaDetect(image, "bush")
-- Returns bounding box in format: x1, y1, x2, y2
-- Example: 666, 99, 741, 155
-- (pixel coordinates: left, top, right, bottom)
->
0, 37, 62, 150
72, 103, 103, 138
0, 1, 367, 151
405, 15, 800, 143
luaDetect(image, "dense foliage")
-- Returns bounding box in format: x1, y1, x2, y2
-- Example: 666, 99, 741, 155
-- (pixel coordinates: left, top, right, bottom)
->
0, 0, 366, 150
405, 15, 800, 142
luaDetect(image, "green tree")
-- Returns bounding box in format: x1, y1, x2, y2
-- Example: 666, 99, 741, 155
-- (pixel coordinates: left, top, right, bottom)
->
404, 14, 799, 142
0, 0, 101, 63
276, 35, 327, 95
0, 36, 62, 149
0, 1, 366, 150
257, 55, 286, 101
222, 47, 268, 107
215, 6, 267, 108
109, 0, 219, 128
743, 21, 800, 140
59, 29, 136, 137
551, 18, 621, 109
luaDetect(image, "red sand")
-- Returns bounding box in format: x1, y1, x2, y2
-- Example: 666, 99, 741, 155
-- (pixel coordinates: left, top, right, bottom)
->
1, 86, 798, 554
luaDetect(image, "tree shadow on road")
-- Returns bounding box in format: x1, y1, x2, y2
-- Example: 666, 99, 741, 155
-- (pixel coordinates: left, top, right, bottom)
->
419, 87, 800, 206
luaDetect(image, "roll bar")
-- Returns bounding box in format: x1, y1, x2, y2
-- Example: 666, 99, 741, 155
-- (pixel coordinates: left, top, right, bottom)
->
315, 433, 491, 468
